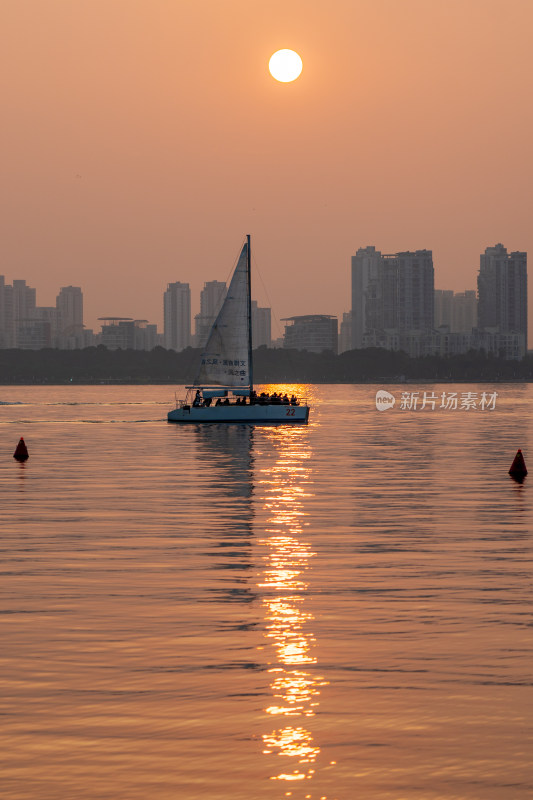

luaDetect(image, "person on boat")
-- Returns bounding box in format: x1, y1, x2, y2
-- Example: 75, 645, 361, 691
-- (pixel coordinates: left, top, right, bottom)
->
282, 394, 289, 404
193, 390, 202, 407
250, 390, 257, 404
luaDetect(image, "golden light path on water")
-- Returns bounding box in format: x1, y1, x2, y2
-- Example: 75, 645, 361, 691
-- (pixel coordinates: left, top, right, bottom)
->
256, 419, 330, 788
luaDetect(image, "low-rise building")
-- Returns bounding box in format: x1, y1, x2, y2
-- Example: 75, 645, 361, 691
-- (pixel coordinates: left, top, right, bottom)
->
283, 315, 338, 354
363, 326, 525, 360
98, 318, 160, 350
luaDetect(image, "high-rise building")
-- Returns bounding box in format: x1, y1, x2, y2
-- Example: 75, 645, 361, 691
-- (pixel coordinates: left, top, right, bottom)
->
283, 315, 338, 354
56, 286, 83, 338
12, 280, 36, 347
452, 290, 477, 332
0, 277, 90, 349
164, 282, 191, 351
251, 301, 271, 348
478, 244, 527, 354
194, 280, 226, 348
0, 276, 14, 347
351, 247, 434, 349
351, 246, 383, 348
201, 280, 227, 317
434, 290, 454, 328
12, 280, 36, 321
392, 251, 434, 331
435, 289, 477, 332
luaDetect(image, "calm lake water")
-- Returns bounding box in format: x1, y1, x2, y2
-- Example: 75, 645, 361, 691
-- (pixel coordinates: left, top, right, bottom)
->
0, 384, 531, 800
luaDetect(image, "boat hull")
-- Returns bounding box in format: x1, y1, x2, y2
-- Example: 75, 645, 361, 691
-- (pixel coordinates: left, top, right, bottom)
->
167, 404, 309, 424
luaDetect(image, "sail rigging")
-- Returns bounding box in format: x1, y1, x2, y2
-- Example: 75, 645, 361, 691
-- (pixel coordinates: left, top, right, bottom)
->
194, 239, 252, 388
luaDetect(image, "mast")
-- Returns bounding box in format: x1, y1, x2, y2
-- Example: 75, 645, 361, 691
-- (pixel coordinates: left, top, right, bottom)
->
247, 234, 253, 393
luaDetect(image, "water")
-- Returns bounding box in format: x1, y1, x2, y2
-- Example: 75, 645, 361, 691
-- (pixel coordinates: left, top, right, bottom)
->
0, 384, 531, 800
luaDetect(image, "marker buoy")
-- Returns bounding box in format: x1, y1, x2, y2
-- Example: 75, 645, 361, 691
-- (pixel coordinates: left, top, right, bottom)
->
509, 449, 527, 478
13, 437, 29, 461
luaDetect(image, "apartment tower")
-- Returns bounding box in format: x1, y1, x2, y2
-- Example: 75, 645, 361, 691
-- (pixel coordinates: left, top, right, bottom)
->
478, 244, 527, 353
164, 282, 191, 351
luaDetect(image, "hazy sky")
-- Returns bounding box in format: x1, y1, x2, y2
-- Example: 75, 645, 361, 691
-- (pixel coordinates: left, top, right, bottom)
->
2, 0, 532, 334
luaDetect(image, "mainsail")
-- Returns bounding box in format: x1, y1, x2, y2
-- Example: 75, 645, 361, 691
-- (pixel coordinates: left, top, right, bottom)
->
194, 240, 251, 388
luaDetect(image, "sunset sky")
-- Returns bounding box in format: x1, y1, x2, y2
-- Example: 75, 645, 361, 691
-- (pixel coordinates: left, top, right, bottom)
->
2, 0, 532, 335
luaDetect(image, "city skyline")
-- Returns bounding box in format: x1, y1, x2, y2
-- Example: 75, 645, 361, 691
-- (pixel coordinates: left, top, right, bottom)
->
0, 241, 504, 337
0, 239, 522, 337
1, 240, 526, 358
351, 243, 527, 359
0, 244, 488, 326
3, 2, 532, 336
0, 237, 490, 335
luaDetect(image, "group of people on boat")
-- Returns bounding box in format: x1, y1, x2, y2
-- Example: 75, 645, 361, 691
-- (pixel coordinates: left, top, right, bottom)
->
192, 389, 300, 408
250, 391, 299, 406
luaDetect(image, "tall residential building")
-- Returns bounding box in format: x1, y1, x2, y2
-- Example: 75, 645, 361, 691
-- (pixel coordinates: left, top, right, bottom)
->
164, 282, 191, 351
435, 289, 477, 332
434, 290, 454, 328
12, 280, 36, 347
0, 276, 13, 347
283, 315, 338, 354
194, 280, 227, 348
351, 247, 434, 349
478, 244, 527, 354
392, 251, 434, 331
56, 286, 83, 337
12, 280, 36, 321
251, 301, 271, 348
351, 246, 383, 348
452, 290, 477, 332
0, 277, 92, 349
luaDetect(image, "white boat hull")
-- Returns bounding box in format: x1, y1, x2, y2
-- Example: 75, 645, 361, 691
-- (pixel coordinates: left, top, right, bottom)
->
168, 404, 309, 424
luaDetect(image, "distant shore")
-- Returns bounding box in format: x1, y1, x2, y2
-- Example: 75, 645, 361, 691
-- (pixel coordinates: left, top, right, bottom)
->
0, 346, 532, 385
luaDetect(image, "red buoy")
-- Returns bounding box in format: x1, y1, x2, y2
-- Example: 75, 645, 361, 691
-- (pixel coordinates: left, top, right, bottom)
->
509, 449, 527, 478
13, 437, 29, 461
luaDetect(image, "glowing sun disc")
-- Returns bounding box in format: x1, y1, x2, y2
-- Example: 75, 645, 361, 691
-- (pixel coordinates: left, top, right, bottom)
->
269, 49, 303, 82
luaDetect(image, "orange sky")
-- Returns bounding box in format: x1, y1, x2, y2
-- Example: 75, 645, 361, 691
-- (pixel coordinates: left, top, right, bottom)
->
2, 0, 532, 335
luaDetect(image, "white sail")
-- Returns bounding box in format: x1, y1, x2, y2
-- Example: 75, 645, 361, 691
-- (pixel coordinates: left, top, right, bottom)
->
194, 241, 251, 387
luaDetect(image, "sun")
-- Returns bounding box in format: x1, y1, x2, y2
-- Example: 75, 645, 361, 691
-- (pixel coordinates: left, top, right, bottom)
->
269, 49, 303, 83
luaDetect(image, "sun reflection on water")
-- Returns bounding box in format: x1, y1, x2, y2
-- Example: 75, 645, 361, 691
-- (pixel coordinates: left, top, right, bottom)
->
257, 425, 330, 787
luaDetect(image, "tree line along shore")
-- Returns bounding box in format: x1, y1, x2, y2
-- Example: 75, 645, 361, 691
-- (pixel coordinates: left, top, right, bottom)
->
0, 345, 532, 384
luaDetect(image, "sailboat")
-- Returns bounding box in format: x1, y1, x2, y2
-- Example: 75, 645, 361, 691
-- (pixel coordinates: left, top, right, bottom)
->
168, 236, 310, 424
